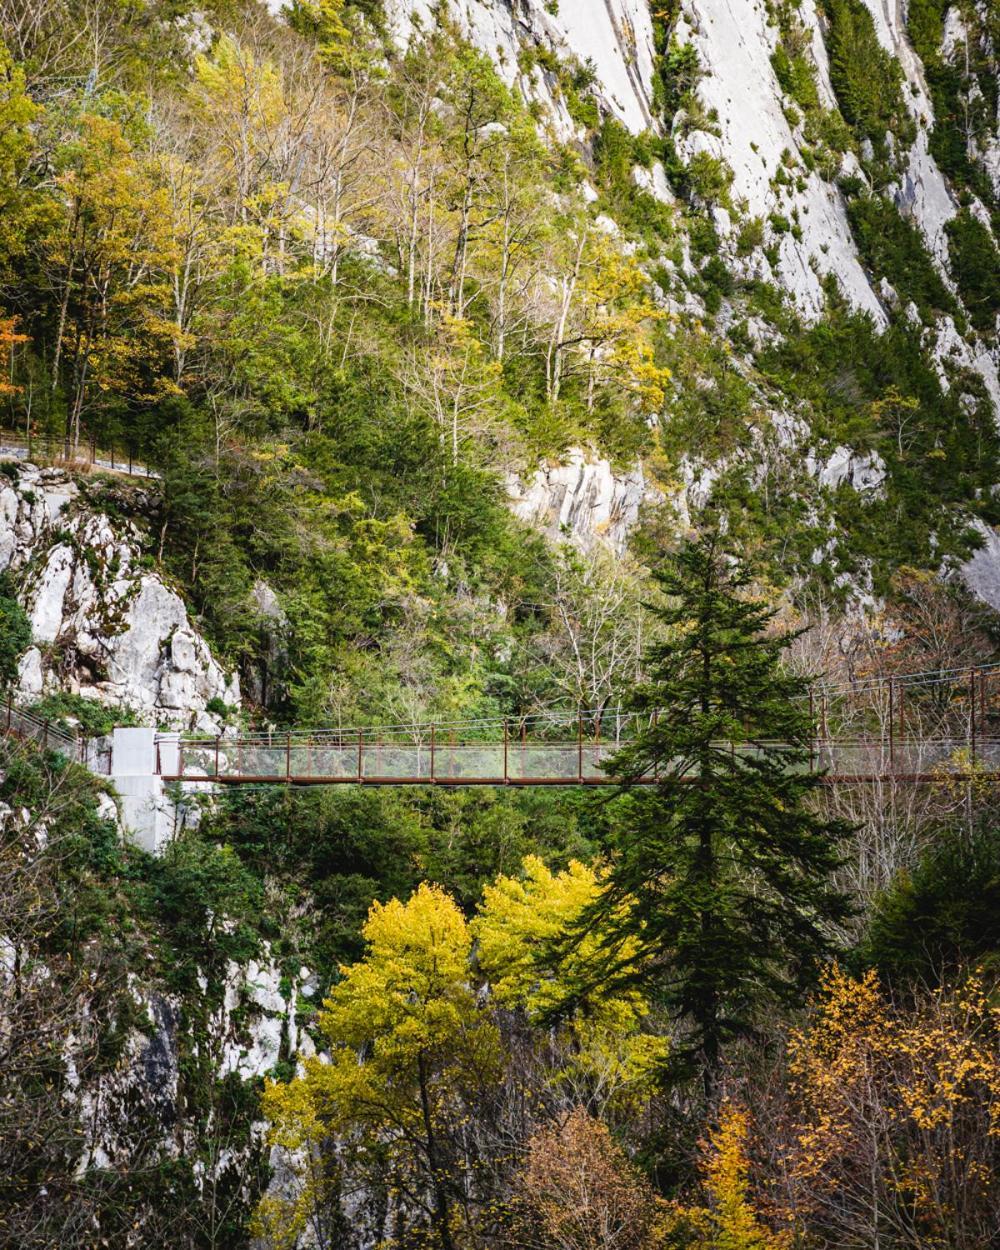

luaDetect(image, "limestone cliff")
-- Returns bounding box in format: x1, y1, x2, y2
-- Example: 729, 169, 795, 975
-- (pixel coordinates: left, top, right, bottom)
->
0, 464, 238, 732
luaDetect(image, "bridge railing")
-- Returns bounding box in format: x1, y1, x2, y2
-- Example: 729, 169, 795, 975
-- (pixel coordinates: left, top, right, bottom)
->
812, 663, 1000, 748
159, 662, 1000, 785
164, 731, 626, 784
2, 698, 112, 773
160, 730, 1000, 785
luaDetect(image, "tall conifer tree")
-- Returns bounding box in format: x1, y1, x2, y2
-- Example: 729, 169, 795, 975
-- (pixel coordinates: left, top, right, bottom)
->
586, 529, 851, 1087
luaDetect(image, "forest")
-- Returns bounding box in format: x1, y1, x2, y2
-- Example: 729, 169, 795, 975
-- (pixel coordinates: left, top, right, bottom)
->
0, 0, 999, 1247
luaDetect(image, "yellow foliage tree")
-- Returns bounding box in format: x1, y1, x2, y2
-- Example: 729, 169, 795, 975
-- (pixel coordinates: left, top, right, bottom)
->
540, 222, 670, 417
192, 34, 289, 245
575, 233, 671, 415
259, 883, 501, 1250
700, 1104, 788, 1250
288, 0, 380, 76
662, 1102, 788, 1250
474, 856, 668, 1108
0, 43, 41, 272
782, 966, 1000, 1247
47, 114, 183, 448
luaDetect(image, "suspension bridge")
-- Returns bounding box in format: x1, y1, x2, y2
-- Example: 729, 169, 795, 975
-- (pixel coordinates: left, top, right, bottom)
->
6, 662, 1000, 789
158, 661, 1000, 786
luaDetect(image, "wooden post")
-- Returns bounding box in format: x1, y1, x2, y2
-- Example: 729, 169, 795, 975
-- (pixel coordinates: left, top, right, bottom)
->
970, 668, 978, 768
577, 713, 583, 783
430, 724, 436, 782
503, 719, 509, 784
357, 731, 363, 781
178, 738, 184, 778
286, 731, 292, 781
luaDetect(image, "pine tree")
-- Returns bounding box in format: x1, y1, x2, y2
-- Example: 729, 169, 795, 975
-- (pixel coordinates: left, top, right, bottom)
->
585, 528, 851, 1088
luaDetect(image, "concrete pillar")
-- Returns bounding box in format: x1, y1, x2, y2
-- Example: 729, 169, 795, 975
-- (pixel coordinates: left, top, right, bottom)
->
111, 727, 175, 854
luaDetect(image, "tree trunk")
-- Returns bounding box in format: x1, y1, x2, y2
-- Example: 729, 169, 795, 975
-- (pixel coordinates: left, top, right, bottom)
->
417, 1050, 454, 1250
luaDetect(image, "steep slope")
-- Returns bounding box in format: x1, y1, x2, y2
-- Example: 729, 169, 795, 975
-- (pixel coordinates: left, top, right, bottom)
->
1, 0, 996, 728
388, 0, 999, 598
384, 0, 660, 133
387, 0, 997, 387
674, 0, 886, 319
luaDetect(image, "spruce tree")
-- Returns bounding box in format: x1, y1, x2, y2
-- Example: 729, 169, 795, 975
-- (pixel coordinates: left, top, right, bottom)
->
585, 529, 851, 1088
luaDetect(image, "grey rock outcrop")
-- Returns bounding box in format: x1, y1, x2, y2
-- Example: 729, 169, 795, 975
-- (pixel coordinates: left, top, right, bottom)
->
0, 463, 238, 731
507, 449, 652, 552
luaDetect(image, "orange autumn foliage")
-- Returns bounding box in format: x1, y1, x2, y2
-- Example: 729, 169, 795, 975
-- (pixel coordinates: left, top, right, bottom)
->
0, 316, 28, 395
781, 965, 1000, 1248
515, 1107, 659, 1250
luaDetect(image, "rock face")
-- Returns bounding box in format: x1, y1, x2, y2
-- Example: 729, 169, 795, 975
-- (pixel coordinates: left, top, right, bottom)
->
507, 450, 651, 552
384, 0, 658, 136
0, 464, 238, 731
62, 948, 300, 1198
382, 0, 998, 419
676, 0, 887, 323
961, 523, 1000, 612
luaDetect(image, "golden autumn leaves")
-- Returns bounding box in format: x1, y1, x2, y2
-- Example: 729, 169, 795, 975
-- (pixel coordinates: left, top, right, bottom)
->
256, 864, 1000, 1249
256, 861, 666, 1246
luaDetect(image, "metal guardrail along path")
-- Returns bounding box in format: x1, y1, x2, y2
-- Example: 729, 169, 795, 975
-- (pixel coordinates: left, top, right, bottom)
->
2, 698, 111, 773
0, 431, 157, 479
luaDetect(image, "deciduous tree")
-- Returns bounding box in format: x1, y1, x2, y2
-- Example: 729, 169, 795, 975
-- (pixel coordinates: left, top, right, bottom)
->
513, 1107, 659, 1250
780, 967, 1000, 1249
262, 883, 501, 1250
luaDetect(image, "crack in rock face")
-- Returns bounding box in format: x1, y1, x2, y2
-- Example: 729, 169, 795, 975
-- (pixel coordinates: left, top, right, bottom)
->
1, 464, 238, 732
507, 449, 651, 552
